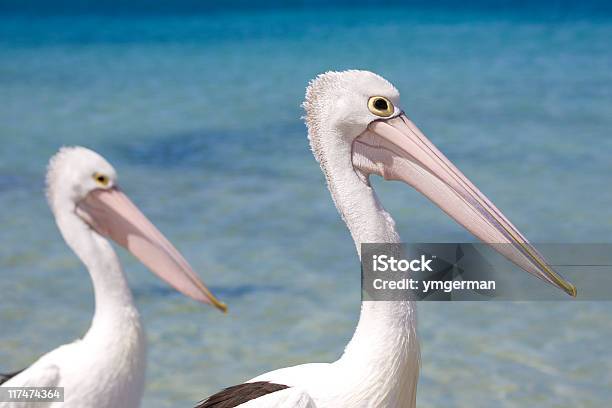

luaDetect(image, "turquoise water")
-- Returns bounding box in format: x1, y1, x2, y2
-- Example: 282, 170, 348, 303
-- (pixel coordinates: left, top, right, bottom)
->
1, 8, 611, 407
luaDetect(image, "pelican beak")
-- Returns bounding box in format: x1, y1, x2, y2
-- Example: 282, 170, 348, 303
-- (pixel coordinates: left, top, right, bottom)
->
76, 187, 227, 312
352, 113, 576, 297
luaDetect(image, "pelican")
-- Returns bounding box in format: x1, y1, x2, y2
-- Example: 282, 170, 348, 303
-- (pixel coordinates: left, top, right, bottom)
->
196, 70, 575, 408
0, 147, 226, 408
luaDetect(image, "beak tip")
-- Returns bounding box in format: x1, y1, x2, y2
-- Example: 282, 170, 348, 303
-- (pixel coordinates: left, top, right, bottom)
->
566, 283, 577, 298
214, 300, 228, 313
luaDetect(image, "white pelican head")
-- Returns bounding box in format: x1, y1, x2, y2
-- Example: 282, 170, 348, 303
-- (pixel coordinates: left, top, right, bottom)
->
46, 146, 227, 311
304, 70, 576, 297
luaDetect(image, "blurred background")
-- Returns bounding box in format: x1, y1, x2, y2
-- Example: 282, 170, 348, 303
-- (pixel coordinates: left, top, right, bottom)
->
0, 1, 611, 406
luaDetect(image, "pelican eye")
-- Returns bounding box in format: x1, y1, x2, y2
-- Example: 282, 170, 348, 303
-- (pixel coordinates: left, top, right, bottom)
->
367, 96, 394, 117
93, 173, 110, 187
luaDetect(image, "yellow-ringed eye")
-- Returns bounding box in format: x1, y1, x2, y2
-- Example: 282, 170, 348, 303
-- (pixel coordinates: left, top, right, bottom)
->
367, 96, 394, 117
93, 173, 110, 187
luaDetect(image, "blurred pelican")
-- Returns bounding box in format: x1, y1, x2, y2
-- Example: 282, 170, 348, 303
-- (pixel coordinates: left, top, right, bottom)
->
0, 147, 226, 408
196, 71, 575, 408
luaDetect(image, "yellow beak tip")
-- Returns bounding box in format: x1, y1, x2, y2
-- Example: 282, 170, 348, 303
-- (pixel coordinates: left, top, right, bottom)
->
563, 283, 577, 298
216, 302, 228, 313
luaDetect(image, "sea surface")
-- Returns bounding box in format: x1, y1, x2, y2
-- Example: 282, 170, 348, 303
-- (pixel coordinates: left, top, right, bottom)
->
0, 6, 611, 407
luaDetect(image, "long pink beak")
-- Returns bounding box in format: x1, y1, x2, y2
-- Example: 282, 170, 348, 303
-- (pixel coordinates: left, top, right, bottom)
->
76, 187, 227, 311
353, 113, 576, 297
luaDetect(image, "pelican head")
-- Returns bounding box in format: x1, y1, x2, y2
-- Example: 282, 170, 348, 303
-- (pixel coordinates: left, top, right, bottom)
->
46, 146, 227, 311
304, 70, 576, 297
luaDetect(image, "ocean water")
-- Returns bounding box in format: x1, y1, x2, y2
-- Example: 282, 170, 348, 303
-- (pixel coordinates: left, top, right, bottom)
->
0, 7, 611, 407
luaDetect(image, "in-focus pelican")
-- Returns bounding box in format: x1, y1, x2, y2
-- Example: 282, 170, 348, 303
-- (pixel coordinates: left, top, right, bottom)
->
0, 147, 226, 408
196, 71, 575, 408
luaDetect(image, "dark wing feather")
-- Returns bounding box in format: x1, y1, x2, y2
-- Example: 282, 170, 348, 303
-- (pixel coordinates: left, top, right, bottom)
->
196, 381, 289, 408
0, 369, 25, 385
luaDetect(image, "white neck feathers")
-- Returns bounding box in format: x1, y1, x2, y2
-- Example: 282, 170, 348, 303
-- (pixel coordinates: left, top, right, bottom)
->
313, 127, 420, 407
54, 210, 139, 334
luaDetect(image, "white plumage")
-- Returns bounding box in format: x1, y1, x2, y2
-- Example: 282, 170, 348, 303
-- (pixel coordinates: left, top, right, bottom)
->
199, 70, 574, 408
2, 147, 224, 408
200, 72, 420, 408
